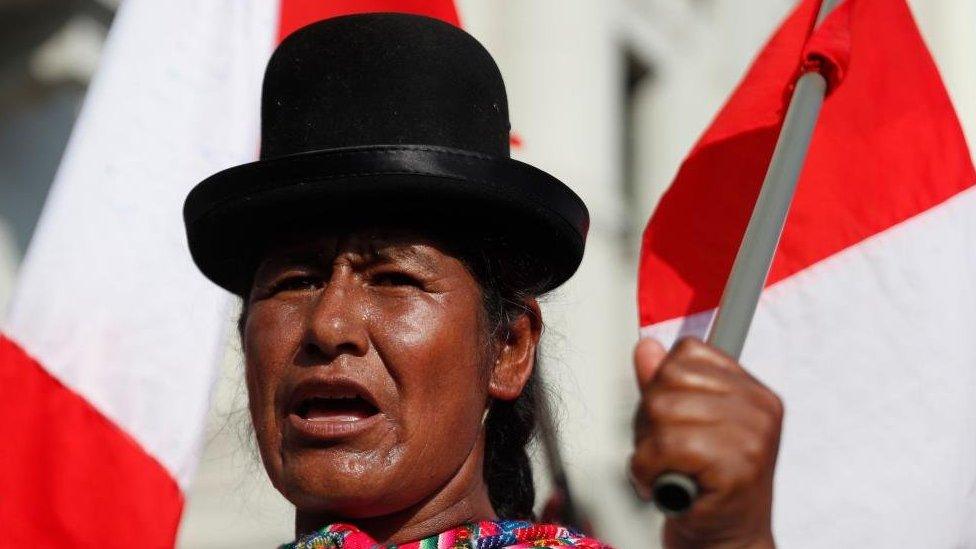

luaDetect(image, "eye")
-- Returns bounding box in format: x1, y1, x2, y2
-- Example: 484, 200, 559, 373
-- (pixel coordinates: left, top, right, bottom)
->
370, 271, 421, 288
270, 274, 322, 294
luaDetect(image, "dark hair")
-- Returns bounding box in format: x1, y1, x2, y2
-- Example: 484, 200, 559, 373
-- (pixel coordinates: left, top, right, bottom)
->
460, 244, 550, 521
237, 226, 551, 521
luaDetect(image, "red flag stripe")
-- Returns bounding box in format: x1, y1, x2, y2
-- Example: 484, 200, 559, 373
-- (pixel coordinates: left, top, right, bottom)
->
277, 0, 460, 43
1, 3, 463, 544
639, 0, 975, 326
0, 336, 183, 546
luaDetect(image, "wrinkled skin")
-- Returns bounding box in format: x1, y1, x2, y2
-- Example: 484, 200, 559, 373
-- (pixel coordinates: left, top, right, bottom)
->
242, 228, 539, 544
630, 337, 784, 548
242, 227, 783, 548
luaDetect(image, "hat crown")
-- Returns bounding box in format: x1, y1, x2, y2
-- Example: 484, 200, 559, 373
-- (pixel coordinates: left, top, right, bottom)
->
261, 13, 511, 159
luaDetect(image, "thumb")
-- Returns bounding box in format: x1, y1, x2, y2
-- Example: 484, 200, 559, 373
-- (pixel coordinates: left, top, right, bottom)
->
634, 336, 667, 389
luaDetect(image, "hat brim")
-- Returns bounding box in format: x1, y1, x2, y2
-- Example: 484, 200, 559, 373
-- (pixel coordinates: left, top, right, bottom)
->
184, 145, 589, 295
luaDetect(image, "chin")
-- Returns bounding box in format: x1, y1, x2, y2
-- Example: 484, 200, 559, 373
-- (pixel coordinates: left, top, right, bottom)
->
276, 445, 419, 518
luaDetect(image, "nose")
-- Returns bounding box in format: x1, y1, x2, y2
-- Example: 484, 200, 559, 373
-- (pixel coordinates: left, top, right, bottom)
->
300, 276, 369, 362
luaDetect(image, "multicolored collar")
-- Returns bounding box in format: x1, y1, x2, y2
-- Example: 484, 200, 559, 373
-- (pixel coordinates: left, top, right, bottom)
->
283, 519, 610, 549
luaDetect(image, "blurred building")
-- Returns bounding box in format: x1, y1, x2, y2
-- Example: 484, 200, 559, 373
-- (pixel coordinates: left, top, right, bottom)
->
1, 1, 974, 548
0, 0, 114, 307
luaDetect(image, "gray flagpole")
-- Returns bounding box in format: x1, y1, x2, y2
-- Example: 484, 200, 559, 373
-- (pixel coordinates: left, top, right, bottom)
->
650, 0, 842, 516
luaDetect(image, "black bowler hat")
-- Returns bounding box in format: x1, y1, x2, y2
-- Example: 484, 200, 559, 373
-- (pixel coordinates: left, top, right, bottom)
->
184, 13, 589, 295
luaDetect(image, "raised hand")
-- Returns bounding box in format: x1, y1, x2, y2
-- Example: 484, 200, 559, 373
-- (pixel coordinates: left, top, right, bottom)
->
629, 337, 784, 549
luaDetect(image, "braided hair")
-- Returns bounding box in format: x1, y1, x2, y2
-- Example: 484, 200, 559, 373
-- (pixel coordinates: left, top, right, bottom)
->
459, 245, 550, 520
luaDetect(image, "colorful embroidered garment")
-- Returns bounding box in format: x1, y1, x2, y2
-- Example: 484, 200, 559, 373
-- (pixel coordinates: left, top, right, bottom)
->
283, 519, 611, 549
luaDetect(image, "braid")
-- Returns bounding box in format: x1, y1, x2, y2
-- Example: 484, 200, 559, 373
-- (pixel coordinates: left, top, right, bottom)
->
483, 364, 540, 519
458, 240, 552, 521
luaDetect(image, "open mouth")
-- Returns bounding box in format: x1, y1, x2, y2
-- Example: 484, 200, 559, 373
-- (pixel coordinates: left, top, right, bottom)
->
285, 379, 385, 441
294, 393, 380, 423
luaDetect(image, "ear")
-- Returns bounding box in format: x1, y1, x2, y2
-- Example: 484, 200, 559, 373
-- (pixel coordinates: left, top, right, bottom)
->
488, 298, 542, 401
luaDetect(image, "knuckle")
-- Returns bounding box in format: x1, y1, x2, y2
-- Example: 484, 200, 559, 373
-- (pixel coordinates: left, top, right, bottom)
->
713, 454, 764, 492
757, 389, 785, 421
768, 392, 785, 418
755, 413, 778, 440
740, 434, 767, 462
670, 337, 738, 376
671, 336, 703, 357
733, 458, 765, 489
751, 407, 783, 446
656, 428, 690, 458
747, 381, 784, 415
654, 359, 682, 386
647, 392, 675, 421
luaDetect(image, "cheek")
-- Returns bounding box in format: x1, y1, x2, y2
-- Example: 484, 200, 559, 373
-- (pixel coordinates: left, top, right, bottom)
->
245, 301, 306, 382
370, 292, 489, 447
243, 303, 307, 451
375, 292, 486, 381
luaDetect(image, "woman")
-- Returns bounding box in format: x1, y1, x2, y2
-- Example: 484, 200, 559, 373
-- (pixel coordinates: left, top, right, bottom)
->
184, 13, 783, 549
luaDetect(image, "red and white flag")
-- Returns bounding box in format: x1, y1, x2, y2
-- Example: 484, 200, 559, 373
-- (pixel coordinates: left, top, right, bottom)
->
639, 0, 976, 546
0, 0, 457, 545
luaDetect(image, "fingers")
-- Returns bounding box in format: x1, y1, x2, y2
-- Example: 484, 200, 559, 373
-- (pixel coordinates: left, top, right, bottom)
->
647, 337, 770, 397
667, 337, 744, 375
634, 336, 667, 388
629, 335, 784, 539
633, 387, 781, 451
630, 424, 736, 490
629, 399, 782, 513
629, 426, 768, 520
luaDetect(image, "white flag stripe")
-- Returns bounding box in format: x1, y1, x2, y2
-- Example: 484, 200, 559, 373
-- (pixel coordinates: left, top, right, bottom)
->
4, 0, 277, 488
642, 186, 976, 547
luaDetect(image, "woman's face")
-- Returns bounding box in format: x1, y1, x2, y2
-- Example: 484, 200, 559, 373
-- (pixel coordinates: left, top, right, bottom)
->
243, 228, 498, 518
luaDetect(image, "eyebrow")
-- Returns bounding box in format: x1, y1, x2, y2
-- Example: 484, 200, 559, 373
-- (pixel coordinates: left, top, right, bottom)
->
367, 246, 439, 273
